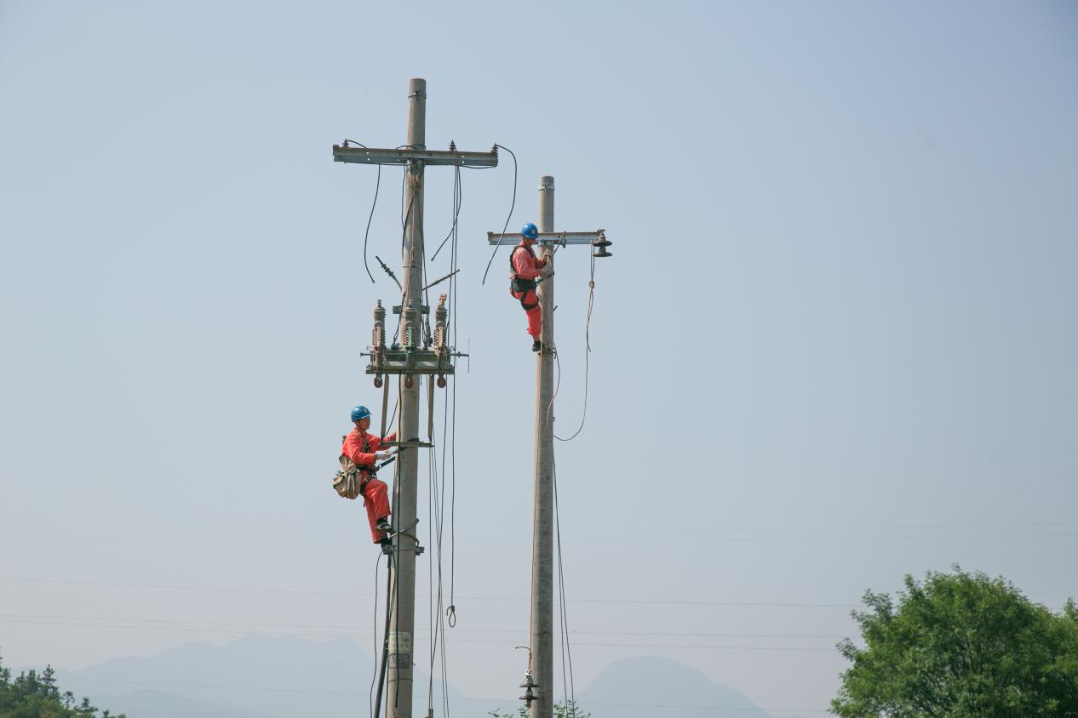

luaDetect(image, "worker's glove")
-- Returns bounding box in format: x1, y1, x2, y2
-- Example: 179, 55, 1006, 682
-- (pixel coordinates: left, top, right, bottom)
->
375, 448, 397, 461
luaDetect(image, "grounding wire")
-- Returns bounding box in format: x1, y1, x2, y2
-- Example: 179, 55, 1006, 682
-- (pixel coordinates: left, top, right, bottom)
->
480, 144, 518, 285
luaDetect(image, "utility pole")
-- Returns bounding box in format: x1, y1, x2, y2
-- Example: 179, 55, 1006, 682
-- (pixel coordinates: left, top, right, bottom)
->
487, 182, 610, 718
333, 78, 497, 718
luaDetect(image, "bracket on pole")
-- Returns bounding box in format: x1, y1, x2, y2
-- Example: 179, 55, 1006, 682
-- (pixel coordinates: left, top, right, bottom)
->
487, 230, 606, 246
333, 144, 499, 167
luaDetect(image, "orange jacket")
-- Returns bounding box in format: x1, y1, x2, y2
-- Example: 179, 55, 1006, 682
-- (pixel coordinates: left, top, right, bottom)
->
341, 429, 397, 471
510, 242, 545, 281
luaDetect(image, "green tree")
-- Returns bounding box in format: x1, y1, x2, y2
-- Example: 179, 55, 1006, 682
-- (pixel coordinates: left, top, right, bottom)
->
832, 568, 1078, 717
490, 699, 590, 718
0, 650, 125, 718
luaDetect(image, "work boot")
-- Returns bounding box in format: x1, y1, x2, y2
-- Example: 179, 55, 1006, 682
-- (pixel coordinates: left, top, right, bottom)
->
531, 339, 542, 352
375, 518, 393, 534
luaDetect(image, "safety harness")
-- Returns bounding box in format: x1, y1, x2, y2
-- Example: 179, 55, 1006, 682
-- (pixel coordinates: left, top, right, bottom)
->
509, 244, 539, 310
332, 433, 377, 500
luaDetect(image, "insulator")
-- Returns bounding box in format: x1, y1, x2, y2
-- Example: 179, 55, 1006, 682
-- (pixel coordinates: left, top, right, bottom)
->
372, 300, 386, 349
403, 303, 418, 350
434, 293, 448, 350
437, 375, 446, 389
593, 249, 613, 258
592, 239, 612, 248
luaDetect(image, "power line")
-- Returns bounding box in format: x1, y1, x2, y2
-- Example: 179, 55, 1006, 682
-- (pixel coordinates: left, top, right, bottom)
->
3, 520, 1075, 540
0, 612, 845, 639
0, 576, 858, 607
56, 676, 831, 714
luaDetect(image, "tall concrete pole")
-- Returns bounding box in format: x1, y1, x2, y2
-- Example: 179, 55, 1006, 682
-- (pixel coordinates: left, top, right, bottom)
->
530, 175, 555, 718
387, 77, 425, 718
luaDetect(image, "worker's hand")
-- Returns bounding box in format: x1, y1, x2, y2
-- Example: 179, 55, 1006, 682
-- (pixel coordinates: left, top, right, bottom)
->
375, 448, 397, 461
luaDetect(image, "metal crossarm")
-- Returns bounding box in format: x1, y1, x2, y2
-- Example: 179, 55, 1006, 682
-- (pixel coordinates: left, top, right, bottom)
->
487, 230, 605, 246
333, 145, 499, 167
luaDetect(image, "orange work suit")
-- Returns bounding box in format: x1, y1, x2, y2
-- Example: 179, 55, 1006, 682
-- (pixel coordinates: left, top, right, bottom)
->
509, 242, 546, 339
341, 428, 397, 543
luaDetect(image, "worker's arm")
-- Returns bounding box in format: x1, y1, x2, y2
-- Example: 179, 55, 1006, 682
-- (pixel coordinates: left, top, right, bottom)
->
512, 247, 543, 281
342, 432, 378, 467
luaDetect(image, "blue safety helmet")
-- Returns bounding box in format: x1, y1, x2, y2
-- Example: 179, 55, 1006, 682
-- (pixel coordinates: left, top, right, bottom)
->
351, 405, 371, 422
521, 223, 539, 240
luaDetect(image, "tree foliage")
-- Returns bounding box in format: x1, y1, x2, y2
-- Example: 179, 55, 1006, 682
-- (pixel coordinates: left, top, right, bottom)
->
490, 699, 590, 718
0, 651, 124, 718
832, 568, 1078, 717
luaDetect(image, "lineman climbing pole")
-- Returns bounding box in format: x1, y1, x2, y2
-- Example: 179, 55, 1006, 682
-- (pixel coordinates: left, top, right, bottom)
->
332, 78, 498, 718
488, 178, 611, 718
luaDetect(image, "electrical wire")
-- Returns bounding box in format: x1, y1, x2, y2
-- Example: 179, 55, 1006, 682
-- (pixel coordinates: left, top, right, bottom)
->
553, 251, 597, 442
480, 144, 518, 285
54, 676, 834, 714
369, 551, 384, 718
0, 577, 862, 608
553, 460, 577, 712
431, 165, 462, 262
345, 140, 382, 285
0, 613, 848, 639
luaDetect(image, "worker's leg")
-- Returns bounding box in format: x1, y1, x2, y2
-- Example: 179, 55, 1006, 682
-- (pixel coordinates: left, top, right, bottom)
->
362, 478, 392, 543
513, 288, 542, 338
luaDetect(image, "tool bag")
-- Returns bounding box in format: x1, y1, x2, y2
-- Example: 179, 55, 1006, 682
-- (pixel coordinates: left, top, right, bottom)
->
332, 433, 372, 500
332, 455, 363, 500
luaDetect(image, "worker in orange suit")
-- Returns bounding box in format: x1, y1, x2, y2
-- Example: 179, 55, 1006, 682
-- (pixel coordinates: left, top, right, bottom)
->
342, 405, 397, 544
509, 222, 548, 352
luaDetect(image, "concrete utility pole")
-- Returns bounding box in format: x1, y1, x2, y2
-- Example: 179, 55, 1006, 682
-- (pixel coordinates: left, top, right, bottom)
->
333, 78, 497, 718
532, 176, 556, 718
389, 77, 425, 718
487, 184, 610, 718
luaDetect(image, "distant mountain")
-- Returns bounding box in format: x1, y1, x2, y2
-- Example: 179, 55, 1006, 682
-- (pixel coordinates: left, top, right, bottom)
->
47, 637, 793, 718
54, 634, 459, 718
96, 689, 281, 718
577, 656, 787, 718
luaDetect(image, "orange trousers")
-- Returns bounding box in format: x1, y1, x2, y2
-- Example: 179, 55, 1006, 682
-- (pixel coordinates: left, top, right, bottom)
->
511, 288, 542, 339
361, 477, 391, 543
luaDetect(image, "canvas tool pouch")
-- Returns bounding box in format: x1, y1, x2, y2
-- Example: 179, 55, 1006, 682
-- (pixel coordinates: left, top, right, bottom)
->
332, 456, 362, 500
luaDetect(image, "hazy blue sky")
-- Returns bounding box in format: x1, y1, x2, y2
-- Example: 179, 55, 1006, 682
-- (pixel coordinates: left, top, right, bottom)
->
2, 1, 1076, 714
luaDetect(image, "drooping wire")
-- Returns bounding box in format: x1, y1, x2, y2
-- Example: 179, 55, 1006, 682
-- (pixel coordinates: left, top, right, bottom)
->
445, 166, 461, 631
431, 165, 462, 262
341, 140, 383, 285
553, 461, 577, 712
392, 188, 418, 346
552, 250, 598, 442
480, 144, 518, 285
369, 550, 383, 718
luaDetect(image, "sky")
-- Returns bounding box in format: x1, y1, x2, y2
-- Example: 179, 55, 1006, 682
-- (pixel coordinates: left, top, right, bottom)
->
1, 0, 1077, 715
